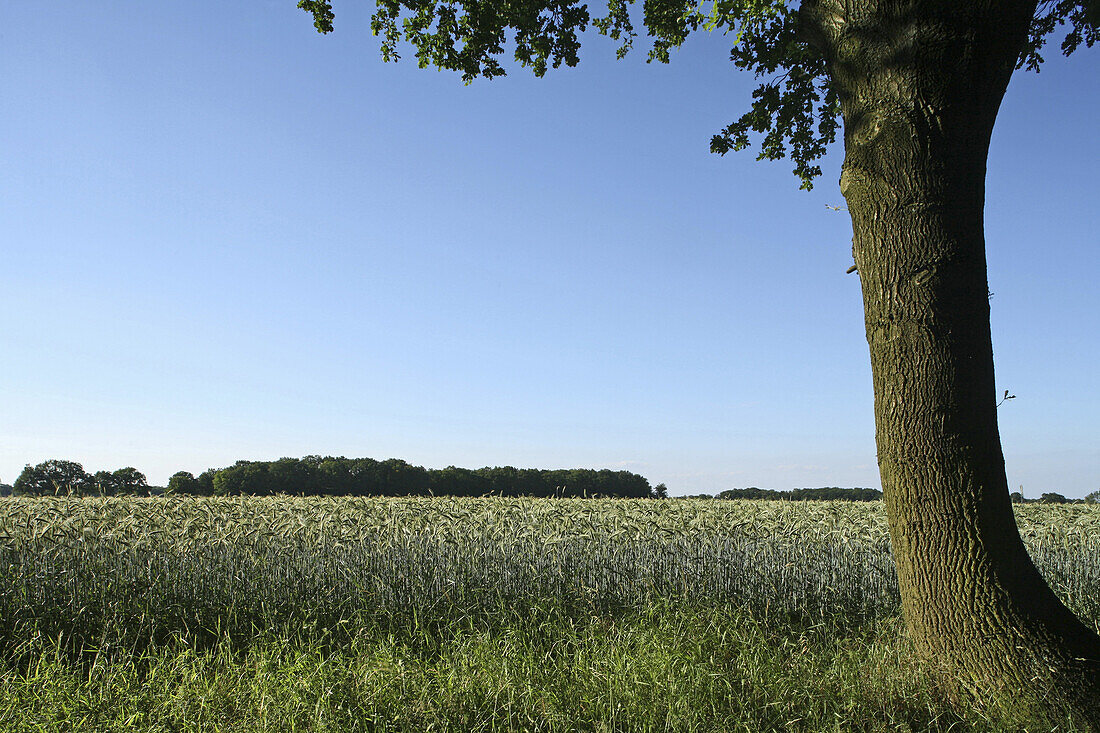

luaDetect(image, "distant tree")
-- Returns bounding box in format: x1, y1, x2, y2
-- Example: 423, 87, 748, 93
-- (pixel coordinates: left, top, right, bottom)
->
1010, 492, 1028, 504
91, 470, 119, 496
195, 457, 652, 498
651, 483, 669, 499
112, 467, 149, 496
213, 461, 269, 495
1086, 490, 1100, 505
719, 487, 780, 500
791, 487, 881, 501
268, 457, 313, 495
13, 464, 48, 496
167, 471, 200, 495
477, 465, 520, 495
311, 458, 343, 495
718, 487, 881, 501
84, 467, 148, 496
195, 470, 216, 496
431, 466, 491, 497
347, 457, 382, 494
375, 458, 428, 496
516, 468, 545, 496
1039, 492, 1070, 504
616, 470, 653, 498
14, 460, 91, 496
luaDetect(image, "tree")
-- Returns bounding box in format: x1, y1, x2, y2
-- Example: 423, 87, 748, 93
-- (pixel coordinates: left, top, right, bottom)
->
267, 457, 313, 495
167, 471, 200, 495
195, 469, 217, 496
213, 461, 270, 495
1087, 490, 1100, 504
14, 460, 91, 496
89, 467, 149, 496
652, 482, 669, 499
111, 467, 149, 496
295, 0, 1099, 720
91, 470, 119, 496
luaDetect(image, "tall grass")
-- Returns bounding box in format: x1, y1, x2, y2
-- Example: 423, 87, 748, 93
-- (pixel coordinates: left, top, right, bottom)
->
3, 603, 1087, 732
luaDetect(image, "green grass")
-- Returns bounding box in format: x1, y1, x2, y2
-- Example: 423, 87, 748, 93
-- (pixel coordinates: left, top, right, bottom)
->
2, 603, 1080, 733
5, 598, 1095, 733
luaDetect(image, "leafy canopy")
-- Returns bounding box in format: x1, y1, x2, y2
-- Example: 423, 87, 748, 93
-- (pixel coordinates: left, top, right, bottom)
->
298, 0, 1096, 188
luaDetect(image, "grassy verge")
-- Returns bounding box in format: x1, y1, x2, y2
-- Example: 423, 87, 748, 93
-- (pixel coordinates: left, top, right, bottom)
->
0, 603, 1079, 732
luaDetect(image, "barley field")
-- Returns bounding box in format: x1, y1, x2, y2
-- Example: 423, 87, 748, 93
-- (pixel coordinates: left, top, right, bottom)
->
1, 496, 1097, 656
2, 496, 1099, 731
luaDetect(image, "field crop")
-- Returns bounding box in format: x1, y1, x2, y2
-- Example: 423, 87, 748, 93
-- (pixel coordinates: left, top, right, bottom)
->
1, 496, 1097, 656
2, 496, 1098, 731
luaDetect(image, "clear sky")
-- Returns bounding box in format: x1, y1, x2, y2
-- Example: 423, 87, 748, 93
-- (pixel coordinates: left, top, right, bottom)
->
1, 2, 1097, 497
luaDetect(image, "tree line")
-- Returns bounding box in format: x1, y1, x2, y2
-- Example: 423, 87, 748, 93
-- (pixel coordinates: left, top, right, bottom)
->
1010, 491, 1099, 505
682, 487, 1100, 504
7, 457, 655, 499
10, 460, 151, 497
170, 456, 653, 498
7, 460, 1097, 504
716, 487, 884, 501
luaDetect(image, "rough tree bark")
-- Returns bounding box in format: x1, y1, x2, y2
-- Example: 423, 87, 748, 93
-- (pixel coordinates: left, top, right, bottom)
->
800, 0, 1100, 724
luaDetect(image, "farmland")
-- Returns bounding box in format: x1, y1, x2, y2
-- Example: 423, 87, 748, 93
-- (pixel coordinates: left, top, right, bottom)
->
1, 497, 1098, 731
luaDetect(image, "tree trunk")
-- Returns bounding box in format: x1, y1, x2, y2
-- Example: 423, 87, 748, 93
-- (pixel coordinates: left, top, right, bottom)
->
802, 0, 1100, 724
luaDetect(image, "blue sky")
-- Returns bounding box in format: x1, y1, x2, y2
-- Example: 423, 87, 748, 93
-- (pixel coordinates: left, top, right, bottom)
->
1, 2, 1097, 497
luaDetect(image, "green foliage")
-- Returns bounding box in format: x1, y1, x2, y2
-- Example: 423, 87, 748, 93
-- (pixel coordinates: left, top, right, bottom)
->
90, 471, 114, 496
295, 0, 1095, 190
717, 486, 882, 501
666, 0, 837, 189
1022, 0, 1099, 70
195, 455, 652, 498
15, 461, 151, 497
13, 460, 90, 497
88, 468, 149, 497
297, 0, 334, 33
166, 471, 200, 495
2, 608, 1080, 732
